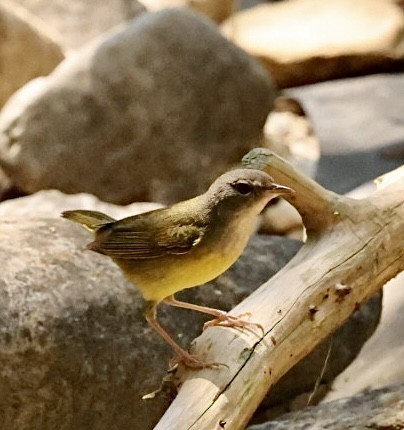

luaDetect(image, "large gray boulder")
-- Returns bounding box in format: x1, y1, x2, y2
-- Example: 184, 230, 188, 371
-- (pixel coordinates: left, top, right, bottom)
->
0, 8, 274, 205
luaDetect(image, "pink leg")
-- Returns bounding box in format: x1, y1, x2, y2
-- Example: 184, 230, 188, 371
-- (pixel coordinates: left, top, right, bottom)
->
145, 301, 220, 369
163, 296, 264, 333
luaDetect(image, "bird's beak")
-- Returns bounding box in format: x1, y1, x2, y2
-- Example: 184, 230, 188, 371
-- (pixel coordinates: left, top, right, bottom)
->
267, 183, 294, 194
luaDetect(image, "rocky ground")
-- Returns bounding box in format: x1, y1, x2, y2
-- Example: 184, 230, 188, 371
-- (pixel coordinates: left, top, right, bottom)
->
0, 0, 403, 429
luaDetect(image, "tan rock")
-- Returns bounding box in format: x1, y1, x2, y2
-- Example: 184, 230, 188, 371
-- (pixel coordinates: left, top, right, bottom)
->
188, 0, 235, 23
264, 97, 319, 179
0, 167, 12, 199
222, 0, 404, 88
141, 0, 187, 10
142, 0, 235, 23
0, 1, 64, 107
259, 96, 319, 240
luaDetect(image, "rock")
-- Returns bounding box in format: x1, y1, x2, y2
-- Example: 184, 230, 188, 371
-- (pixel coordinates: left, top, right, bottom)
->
0, 189, 163, 219
141, 0, 186, 10
247, 383, 404, 430
7, 0, 146, 50
188, 0, 235, 23
0, 168, 13, 201
0, 218, 300, 430
260, 198, 303, 240
288, 73, 404, 193
264, 97, 320, 180
222, 0, 404, 88
0, 1, 64, 108
0, 8, 274, 205
258, 96, 319, 240
141, 0, 234, 23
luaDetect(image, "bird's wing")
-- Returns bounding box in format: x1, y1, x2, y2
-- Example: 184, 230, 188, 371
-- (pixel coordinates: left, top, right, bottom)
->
88, 213, 204, 260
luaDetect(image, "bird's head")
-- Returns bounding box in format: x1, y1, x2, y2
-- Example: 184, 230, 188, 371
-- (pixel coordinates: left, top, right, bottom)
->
206, 168, 293, 219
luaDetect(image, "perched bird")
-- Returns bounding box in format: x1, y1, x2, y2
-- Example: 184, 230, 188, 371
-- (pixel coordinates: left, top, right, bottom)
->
62, 168, 293, 368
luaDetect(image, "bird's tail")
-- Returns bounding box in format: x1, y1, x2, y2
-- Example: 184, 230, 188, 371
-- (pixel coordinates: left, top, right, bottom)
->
61, 210, 116, 233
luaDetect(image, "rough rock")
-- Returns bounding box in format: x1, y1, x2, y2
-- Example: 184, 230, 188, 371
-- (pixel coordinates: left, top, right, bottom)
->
6, 0, 146, 50
0, 1, 64, 108
247, 384, 404, 430
222, 0, 404, 88
0, 218, 300, 430
0, 8, 274, 205
288, 73, 404, 193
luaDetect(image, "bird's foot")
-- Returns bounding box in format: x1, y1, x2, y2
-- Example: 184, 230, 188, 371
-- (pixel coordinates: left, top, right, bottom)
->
203, 311, 264, 335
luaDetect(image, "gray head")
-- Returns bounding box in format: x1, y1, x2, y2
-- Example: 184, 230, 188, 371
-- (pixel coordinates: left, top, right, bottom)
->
206, 168, 293, 218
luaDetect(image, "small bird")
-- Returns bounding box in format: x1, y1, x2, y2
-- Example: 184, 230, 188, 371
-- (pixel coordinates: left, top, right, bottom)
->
62, 169, 293, 368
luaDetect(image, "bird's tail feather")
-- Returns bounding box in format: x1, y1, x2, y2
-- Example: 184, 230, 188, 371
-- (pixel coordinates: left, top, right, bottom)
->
61, 210, 116, 233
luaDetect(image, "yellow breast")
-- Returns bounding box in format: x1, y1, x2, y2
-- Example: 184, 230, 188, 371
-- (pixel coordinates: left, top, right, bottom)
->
117, 216, 256, 303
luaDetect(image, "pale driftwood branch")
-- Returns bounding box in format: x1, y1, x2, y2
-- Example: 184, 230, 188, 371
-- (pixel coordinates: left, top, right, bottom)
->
155, 150, 404, 430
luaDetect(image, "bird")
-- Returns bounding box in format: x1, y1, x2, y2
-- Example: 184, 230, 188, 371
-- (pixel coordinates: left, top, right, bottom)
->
62, 168, 293, 368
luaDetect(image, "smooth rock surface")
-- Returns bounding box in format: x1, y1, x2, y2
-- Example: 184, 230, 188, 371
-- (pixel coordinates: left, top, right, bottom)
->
0, 189, 162, 219
264, 97, 319, 180
0, 168, 13, 201
7, 0, 146, 50
260, 97, 319, 240
187, 0, 235, 23
0, 1, 64, 107
248, 384, 404, 430
289, 73, 404, 193
222, 0, 404, 88
0, 8, 274, 205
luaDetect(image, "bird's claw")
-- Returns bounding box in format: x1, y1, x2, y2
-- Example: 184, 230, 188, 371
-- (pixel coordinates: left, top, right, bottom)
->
203, 312, 264, 334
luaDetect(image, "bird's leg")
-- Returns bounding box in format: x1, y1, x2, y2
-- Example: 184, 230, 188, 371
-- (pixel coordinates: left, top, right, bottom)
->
163, 296, 264, 333
144, 301, 220, 369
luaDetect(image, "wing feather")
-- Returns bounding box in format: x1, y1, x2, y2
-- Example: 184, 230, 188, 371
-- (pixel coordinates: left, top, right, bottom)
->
88, 212, 204, 259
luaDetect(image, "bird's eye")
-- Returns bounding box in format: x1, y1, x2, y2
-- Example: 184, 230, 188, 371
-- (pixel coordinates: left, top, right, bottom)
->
232, 181, 253, 195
